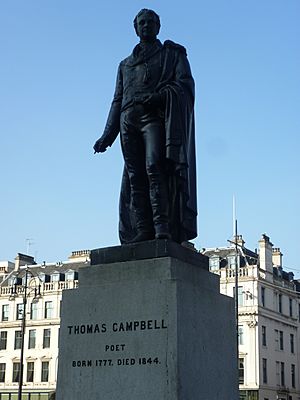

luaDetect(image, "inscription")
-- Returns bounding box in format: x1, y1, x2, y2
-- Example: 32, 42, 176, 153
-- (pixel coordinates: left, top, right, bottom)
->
112, 319, 167, 332
72, 360, 93, 367
72, 357, 161, 368
67, 319, 167, 335
67, 317, 167, 372
105, 344, 126, 352
96, 359, 113, 366
68, 324, 107, 335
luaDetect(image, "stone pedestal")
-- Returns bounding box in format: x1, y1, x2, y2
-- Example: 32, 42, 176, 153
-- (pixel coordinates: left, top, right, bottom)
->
56, 240, 238, 400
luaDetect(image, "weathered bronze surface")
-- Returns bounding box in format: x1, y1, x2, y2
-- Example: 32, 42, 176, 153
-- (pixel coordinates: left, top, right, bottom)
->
94, 9, 197, 244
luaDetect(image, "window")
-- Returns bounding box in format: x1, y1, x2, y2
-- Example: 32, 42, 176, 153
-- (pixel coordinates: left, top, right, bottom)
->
30, 302, 38, 320
227, 256, 236, 268
51, 273, 60, 282
262, 358, 267, 384
238, 325, 244, 345
280, 362, 285, 386
276, 361, 280, 385
291, 364, 295, 388
0, 363, 6, 383
44, 301, 53, 319
262, 326, 267, 346
290, 333, 294, 353
278, 294, 282, 313
289, 298, 293, 317
1, 304, 9, 321
238, 358, 244, 384
275, 329, 279, 350
43, 329, 51, 348
16, 303, 24, 320
14, 331, 22, 350
41, 361, 49, 382
233, 286, 244, 306
238, 286, 244, 306
261, 287, 265, 307
0, 331, 7, 350
12, 362, 20, 382
279, 331, 284, 350
28, 329, 36, 349
65, 270, 76, 280
209, 257, 220, 271
26, 362, 34, 382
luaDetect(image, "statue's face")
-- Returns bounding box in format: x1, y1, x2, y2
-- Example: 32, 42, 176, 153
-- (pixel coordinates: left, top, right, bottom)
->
136, 12, 159, 42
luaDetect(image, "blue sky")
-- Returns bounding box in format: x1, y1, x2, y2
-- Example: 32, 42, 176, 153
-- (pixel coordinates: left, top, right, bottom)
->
1, 1, 299, 277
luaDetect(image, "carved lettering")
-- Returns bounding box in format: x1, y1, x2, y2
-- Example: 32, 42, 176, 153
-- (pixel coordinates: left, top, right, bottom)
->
117, 358, 136, 366
126, 322, 133, 331
72, 360, 93, 367
105, 344, 126, 352
67, 319, 167, 335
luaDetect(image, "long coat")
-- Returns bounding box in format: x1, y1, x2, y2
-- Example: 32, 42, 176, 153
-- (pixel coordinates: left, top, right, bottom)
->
101, 40, 197, 244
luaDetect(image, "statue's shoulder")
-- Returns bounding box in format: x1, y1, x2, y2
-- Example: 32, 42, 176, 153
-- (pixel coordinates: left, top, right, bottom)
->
120, 50, 137, 67
163, 40, 187, 56
120, 56, 130, 66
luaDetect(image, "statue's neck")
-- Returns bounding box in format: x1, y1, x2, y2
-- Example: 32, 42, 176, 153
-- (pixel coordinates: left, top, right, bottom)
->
139, 38, 157, 45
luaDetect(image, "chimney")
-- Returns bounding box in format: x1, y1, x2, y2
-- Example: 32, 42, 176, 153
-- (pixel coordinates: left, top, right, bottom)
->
258, 234, 273, 273
14, 253, 36, 271
68, 250, 91, 263
272, 247, 282, 267
234, 234, 245, 248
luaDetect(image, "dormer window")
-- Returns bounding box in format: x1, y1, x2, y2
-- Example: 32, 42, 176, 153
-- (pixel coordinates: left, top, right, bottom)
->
51, 272, 65, 282
209, 257, 220, 271
8, 277, 15, 286
8, 276, 22, 287
227, 256, 236, 268
38, 273, 50, 283
65, 270, 78, 281
51, 273, 60, 282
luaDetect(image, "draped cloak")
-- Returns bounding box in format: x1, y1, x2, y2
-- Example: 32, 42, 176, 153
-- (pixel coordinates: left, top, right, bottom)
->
101, 40, 197, 244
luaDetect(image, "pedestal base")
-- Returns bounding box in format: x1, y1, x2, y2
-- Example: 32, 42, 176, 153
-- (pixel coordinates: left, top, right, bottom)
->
56, 240, 238, 400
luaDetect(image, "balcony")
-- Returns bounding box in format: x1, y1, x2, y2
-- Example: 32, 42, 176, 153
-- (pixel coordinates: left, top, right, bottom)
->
0, 280, 79, 297
219, 265, 259, 280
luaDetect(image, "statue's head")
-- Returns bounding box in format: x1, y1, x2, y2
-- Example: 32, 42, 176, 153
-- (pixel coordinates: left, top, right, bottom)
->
134, 9, 160, 42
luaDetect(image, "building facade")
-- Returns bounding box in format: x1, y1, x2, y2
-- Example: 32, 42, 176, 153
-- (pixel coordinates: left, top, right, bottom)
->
203, 234, 300, 400
0, 251, 90, 400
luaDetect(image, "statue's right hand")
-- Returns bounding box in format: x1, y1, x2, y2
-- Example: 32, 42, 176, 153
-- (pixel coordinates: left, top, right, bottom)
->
93, 137, 108, 154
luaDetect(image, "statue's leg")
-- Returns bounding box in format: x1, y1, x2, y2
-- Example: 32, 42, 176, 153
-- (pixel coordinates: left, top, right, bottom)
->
121, 117, 154, 242
142, 121, 170, 239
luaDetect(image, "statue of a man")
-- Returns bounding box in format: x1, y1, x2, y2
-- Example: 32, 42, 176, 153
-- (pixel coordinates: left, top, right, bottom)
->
94, 9, 197, 244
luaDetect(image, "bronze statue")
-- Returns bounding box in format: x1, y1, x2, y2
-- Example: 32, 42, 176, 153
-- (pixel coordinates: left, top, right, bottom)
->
94, 9, 197, 244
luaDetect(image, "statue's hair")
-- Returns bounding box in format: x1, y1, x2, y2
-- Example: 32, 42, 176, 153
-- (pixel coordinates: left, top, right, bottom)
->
133, 9, 160, 34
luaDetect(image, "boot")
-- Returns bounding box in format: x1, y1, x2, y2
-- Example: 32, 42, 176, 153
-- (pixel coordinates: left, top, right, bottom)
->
128, 231, 154, 243
148, 174, 170, 240
130, 190, 154, 243
155, 223, 171, 240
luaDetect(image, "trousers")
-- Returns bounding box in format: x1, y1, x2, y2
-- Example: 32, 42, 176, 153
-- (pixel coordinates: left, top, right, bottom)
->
120, 105, 169, 234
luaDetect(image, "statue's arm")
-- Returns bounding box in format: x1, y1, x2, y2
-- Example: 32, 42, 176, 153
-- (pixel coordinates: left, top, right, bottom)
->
94, 65, 123, 153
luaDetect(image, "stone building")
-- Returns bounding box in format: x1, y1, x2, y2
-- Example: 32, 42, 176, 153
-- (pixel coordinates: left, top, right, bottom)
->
0, 250, 90, 400
203, 234, 300, 400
